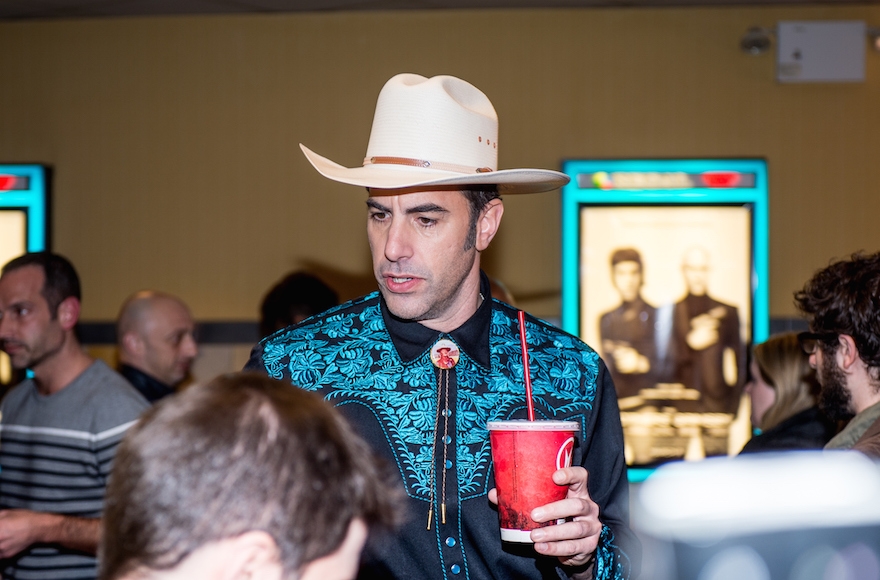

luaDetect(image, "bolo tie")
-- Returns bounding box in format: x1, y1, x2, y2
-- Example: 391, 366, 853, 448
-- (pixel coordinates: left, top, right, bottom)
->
426, 337, 460, 530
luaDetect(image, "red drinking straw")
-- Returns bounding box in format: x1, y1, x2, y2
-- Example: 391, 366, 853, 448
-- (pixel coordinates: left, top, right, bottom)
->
517, 310, 536, 421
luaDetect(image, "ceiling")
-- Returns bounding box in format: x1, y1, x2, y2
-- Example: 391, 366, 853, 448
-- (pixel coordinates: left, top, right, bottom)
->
0, 0, 877, 21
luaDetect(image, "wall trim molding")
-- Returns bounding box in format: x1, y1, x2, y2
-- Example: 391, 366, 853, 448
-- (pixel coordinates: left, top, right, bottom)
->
77, 317, 808, 346
78, 321, 260, 345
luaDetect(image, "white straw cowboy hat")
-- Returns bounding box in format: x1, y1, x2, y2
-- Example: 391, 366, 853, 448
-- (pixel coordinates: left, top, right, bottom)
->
300, 73, 570, 194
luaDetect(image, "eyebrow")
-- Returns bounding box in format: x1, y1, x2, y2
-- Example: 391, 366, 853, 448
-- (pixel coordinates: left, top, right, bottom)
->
366, 199, 449, 215
366, 199, 389, 212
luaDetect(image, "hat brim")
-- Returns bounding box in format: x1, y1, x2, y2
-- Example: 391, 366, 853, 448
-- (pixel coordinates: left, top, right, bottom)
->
300, 144, 570, 194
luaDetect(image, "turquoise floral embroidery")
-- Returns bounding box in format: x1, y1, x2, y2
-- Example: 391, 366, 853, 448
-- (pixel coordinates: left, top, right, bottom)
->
401, 363, 434, 388
289, 349, 325, 386
595, 526, 630, 580
259, 294, 600, 501
405, 395, 436, 433
323, 314, 355, 338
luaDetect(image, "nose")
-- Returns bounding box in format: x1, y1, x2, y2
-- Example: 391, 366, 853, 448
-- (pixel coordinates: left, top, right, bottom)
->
383, 216, 412, 263
808, 352, 817, 369
182, 333, 198, 359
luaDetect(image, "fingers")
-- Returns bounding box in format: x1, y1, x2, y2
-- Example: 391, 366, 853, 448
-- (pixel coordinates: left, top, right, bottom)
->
529, 467, 601, 566
531, 516, 600, 543
487, 487, 498, 505
551, 466, 589, 491
531, 495, 597, 526
531, 519, 601, 566
530, 516, 601, 569
536, 467, 594, 523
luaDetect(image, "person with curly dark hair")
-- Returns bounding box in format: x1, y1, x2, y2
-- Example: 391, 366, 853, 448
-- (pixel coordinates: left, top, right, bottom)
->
794, 251, 880, 458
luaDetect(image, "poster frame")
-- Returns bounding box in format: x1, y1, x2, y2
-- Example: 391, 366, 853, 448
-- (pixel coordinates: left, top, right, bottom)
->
560, 158, 769, 480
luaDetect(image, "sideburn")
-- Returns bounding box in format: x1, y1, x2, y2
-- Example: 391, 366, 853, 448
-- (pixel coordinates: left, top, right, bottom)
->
463, 224, 477, 251
463, 204, 480, 251
818, 351, 855, 422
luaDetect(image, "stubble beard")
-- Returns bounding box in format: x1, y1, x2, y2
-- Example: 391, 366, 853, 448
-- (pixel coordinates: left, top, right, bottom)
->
817, 350, 855, 422
1, 343, 31, 370
381, 275, 468, 323
5, 339, 61, 371
378, 257, 477, 325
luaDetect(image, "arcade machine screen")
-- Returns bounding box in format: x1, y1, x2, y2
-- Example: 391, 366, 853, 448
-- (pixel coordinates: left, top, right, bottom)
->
561, 159, 768, 481
0, 165, 49, 386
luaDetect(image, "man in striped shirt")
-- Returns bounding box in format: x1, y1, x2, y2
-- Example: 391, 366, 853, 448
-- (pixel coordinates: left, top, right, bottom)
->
0, 252, 149, 580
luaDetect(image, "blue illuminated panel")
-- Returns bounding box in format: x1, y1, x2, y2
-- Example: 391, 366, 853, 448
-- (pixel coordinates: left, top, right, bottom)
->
0, 164, 49, 254
561, 158, 769, 476
562, 158, 768, 346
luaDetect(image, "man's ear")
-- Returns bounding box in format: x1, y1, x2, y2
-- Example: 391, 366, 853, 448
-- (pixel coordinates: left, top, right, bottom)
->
56, 297, 80, 331
475, 199, 504, 252
837, 334, 862, 371
121, 332, 143, 358
226, 531, 282, 580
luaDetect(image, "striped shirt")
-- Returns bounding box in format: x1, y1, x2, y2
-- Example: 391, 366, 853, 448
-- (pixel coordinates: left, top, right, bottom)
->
0, 360, 149, 580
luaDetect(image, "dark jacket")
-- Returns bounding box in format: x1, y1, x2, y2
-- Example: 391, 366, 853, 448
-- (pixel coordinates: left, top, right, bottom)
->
118, 364, 175, 403
739, 406, 837, 454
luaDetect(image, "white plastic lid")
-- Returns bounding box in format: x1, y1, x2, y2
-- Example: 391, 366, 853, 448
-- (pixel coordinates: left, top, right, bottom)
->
487, 420, 579, 431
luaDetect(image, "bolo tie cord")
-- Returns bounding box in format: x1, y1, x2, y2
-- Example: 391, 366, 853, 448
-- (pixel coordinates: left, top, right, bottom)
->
425, 303, 477, 531
427, 367, 451, 530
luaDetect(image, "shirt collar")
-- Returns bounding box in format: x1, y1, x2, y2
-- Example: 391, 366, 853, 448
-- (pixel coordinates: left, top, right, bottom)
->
119, 364, 175, 403
826, 399, 880, 450
380, 271, 492, 368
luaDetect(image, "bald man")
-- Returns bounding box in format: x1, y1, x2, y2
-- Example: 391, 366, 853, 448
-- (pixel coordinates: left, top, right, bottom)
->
670, 247, 744, 413
117, 291, 198, 402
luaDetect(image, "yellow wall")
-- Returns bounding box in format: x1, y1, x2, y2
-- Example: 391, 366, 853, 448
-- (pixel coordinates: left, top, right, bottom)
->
1, 6, 878, 322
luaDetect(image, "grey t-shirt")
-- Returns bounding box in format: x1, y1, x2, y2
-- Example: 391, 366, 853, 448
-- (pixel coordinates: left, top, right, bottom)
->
0, 360, 150, 580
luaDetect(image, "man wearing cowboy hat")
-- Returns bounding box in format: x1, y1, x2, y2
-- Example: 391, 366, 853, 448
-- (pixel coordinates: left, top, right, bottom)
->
246, 73, 637, 579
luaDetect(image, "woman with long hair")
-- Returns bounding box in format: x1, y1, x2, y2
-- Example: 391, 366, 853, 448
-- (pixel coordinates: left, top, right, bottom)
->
739, 332, 837, 453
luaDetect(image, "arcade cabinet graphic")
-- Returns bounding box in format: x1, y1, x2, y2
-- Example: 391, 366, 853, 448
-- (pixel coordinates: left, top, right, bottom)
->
561, 159, 768, 479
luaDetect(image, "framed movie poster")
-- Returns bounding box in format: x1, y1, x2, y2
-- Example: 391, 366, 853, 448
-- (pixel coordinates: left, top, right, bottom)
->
0, 164, 49, 386
561, 159, 768, 480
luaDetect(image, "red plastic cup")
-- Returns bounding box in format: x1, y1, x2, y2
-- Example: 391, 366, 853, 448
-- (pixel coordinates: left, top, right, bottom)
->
488, 420, 579, 542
